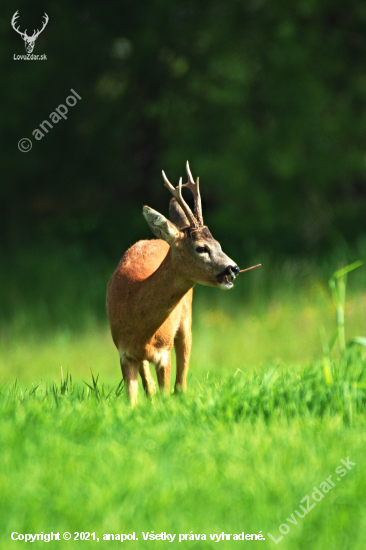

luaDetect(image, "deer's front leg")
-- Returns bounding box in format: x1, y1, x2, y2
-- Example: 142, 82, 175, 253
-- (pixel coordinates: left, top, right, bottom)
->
120, 356, 139, 406
174, 325, 192, 393
139, 360, 156, 398
154, 350, 171, 395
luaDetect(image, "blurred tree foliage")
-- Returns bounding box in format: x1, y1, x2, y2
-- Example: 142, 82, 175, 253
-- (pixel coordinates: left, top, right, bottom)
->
1, 0, 366, 262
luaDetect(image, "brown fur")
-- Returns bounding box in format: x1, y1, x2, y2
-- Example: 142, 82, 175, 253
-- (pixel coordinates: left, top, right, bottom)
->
107, 238, 193, 364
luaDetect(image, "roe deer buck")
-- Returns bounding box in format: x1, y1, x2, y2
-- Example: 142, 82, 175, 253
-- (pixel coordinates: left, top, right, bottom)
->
106, 162, 240, 405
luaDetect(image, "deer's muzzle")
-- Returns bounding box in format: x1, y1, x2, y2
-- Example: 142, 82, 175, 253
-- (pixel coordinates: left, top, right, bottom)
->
216, 265, 240, 289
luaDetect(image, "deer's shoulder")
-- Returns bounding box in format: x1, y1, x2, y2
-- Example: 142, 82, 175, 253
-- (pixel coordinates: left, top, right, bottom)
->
117, 239, 170, 281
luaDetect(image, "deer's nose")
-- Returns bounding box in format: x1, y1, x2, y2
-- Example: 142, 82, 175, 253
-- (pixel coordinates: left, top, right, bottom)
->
224, 265, 240, 277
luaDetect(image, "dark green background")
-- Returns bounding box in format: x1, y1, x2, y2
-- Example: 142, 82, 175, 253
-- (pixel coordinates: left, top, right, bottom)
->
1, 0, 366, 329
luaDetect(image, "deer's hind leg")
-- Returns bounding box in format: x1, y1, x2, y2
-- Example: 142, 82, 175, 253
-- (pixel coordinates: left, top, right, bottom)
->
139, 360, 156, 398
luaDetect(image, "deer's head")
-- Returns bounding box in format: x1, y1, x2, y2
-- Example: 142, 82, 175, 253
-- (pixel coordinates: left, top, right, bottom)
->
11, 11, 49, 54
143, 162, 240, 289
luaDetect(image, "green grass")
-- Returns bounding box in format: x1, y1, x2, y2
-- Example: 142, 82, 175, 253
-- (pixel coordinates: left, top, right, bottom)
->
0, 254, 365, 549
0, 356, 365, 550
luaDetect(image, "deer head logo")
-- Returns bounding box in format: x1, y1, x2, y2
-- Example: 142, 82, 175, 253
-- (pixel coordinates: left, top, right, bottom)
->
11, 10, 49, 54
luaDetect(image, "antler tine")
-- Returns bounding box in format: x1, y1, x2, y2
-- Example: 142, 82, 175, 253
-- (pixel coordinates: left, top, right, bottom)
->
11, 10, 19, 27
33, 13, 49, 39
11, 11, 26, 38
181, 160, 204, 226
162, 170, 198, 227
185, 160, 195, 185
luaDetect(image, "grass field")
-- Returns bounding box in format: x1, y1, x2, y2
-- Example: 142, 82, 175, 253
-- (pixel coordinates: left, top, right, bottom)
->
0, 254, 365, 549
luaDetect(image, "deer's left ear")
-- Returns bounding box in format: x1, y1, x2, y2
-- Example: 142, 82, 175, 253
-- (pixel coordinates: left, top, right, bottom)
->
169, 198, 190, 229
143, 206, 180, 244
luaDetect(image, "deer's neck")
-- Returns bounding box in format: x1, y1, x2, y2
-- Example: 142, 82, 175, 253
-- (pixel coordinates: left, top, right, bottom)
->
132, 249, 194, 340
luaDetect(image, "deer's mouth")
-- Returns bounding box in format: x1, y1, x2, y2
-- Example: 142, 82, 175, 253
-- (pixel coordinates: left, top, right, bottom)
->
216, 273, 235, 289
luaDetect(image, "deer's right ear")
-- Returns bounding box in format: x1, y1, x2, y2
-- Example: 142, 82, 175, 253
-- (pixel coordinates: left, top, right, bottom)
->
143, 206, 180, 244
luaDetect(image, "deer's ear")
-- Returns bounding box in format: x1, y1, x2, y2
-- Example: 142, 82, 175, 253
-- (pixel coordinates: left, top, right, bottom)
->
169, 198, 190, 229
143, 206, 180, 244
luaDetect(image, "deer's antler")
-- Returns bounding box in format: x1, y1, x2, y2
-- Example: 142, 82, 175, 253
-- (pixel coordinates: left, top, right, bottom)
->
11, 11, 26, 39
162, 172, 198, 228
162, 161, 203, 228
182, 161, 203, 226
32, 13, 49, 40
11, 11, 49, 41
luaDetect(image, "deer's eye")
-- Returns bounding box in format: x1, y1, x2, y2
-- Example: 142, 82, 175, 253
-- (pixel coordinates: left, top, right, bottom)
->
196, 246, 209, 254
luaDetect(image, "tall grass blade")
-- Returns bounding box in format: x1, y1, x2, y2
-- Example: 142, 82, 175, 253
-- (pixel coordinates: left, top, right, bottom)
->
349, 336, 366, 349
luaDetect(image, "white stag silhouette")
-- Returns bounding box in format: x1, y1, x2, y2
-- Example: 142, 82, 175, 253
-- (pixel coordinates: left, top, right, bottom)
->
11, 11, 49, 54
